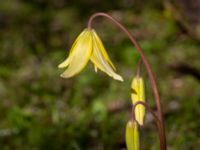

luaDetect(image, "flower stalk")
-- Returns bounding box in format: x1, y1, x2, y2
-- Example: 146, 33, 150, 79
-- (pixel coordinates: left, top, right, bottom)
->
87, 12, 166, 150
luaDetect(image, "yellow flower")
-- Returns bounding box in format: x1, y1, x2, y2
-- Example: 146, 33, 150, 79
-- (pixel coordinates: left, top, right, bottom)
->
125, 120, 140, 150
131, 76, 145, 125
58, 28, 123, 81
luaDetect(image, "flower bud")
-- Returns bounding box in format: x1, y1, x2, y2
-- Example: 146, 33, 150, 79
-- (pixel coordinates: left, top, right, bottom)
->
131, 76, 146, 125
125, 120, 140, 150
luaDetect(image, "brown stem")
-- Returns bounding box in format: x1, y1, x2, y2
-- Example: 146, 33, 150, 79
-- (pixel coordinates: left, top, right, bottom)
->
132, 101, 164, 150
88, 12, 166, 150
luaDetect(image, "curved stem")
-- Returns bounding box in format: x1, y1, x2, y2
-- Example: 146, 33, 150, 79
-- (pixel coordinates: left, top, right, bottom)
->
132, 101, 164, 150
88, 12, 166, 150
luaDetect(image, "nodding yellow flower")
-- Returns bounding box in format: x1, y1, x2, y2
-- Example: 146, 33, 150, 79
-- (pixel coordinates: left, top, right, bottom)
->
125, 120, 140, 150
58, 28, 123, 81
131, 76, 145, 125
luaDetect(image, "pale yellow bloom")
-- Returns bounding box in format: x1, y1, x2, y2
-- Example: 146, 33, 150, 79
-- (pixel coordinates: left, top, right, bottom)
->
58, 28, 123, 81
131, 76, 145, 125
125, 120, 140, 150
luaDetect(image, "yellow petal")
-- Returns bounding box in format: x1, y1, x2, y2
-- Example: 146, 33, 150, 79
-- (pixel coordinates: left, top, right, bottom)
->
92, 29, 116, 71
58, 29, 88, 68
58, 57, 71, 69
131, 77, 146, 125
125, 120, 140, 150
90, 31, 123, 81
60, 29, 93, 78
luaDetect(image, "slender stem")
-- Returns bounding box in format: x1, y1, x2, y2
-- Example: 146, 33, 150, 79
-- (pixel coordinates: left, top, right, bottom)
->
88, 12, 166, 150
132, 101, 164, 150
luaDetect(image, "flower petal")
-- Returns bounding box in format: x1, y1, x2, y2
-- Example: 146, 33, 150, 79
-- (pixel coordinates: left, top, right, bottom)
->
90, 31, 123, 81
60, 29, 93, 78
58, 29, 87, 68
92, 30, 116, 71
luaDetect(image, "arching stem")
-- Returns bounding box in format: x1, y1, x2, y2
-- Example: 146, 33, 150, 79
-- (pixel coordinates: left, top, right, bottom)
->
88, 12, 166, 150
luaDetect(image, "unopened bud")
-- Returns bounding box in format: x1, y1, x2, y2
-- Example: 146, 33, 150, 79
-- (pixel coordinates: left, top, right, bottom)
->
131, 76, 146, 125
125, 120, 140, 150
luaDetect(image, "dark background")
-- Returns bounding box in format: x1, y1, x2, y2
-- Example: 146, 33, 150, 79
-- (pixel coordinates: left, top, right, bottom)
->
0, 0, 200, 149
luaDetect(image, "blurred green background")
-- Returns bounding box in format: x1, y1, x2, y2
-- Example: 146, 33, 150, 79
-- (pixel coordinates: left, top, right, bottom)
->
0, 0, 200, 149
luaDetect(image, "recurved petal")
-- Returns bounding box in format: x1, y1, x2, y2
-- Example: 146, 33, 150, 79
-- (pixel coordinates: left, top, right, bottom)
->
58, 29, 88, 68
92, 29, 116, 71
60, 29, 93, 78
58, 57, 71, 68
90, 31, 123, 81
